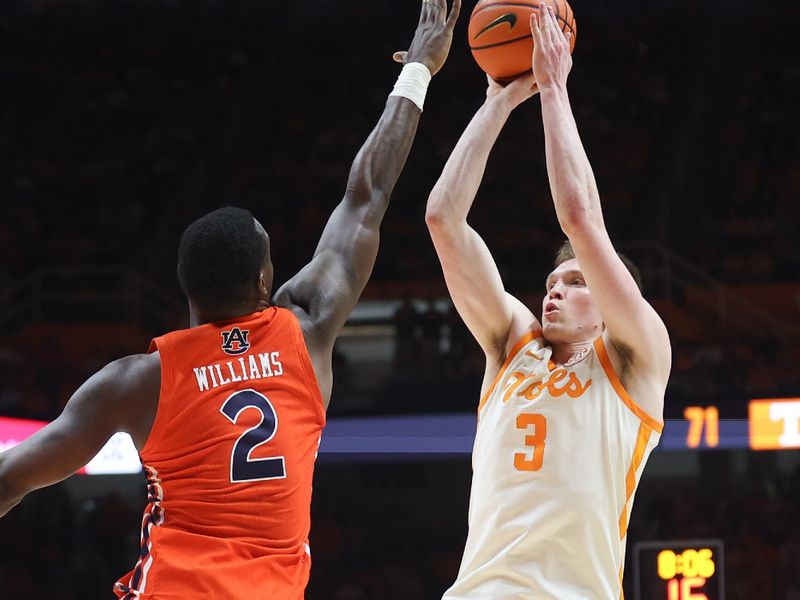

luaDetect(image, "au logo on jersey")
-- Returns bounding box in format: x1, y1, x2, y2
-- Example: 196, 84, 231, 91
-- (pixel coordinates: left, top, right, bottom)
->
221, 327, 250, 356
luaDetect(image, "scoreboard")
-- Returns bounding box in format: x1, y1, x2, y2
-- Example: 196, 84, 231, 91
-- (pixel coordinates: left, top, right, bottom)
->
634, 540, 724, 600
657, 398, 800, 451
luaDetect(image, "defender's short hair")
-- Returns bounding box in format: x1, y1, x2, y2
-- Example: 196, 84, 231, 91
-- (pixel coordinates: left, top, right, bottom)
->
177, 207, 266, 308
554, 240, 643, 293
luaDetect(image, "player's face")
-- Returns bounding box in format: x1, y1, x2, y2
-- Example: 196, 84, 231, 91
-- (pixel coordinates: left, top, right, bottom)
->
541, 259, 603, 344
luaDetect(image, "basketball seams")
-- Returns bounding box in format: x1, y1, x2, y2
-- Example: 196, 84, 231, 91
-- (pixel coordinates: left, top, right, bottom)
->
497, 67, 538, 81
470, 33, 534, 51
555, 0, 573, 38
560, 0, 576, 39
471, 1, 543, 18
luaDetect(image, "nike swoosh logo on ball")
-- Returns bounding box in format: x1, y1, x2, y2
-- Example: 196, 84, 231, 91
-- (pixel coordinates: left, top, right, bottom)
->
474, 13, 518, 40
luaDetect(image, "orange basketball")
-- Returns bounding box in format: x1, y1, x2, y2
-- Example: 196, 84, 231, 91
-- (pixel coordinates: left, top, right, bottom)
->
468, 0, 577, 81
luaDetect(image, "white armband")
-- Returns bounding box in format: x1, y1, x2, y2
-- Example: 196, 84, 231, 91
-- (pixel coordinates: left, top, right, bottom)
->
389, 62, 432, 111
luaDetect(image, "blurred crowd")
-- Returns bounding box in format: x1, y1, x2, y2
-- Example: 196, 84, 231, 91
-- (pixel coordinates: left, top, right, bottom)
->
1, 0, 798, 288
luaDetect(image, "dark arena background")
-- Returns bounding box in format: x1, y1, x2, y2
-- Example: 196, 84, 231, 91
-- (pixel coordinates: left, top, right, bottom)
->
1, 0, 799, 598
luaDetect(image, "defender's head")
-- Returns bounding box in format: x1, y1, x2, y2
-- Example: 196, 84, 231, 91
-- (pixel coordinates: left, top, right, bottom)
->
177, 207, 273, 321
541, 240, 642, 344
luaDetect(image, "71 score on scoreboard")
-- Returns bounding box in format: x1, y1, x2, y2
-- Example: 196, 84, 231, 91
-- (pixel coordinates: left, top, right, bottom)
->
668, 399, 800, 451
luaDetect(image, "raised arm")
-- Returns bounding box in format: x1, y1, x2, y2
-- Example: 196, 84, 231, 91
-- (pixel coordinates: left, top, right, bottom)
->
425, 76, 540, 365
273, 0, 460, 405
0, 353, 159, 517
531, 6, 670, 413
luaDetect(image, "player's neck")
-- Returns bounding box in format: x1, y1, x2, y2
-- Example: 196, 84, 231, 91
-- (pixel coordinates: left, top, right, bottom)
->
550, 339, 594, 367
189, 300, 269, 327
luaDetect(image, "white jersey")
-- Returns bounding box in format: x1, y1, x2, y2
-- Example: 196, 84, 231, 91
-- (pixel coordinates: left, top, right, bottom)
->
444, 333, 663, 600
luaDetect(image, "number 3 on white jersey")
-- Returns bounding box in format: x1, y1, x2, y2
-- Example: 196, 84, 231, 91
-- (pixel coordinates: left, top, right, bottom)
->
515, 413, 547, 471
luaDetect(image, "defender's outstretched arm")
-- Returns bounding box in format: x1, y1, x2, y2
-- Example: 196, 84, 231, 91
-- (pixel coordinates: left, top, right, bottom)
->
274, 0, 461, 406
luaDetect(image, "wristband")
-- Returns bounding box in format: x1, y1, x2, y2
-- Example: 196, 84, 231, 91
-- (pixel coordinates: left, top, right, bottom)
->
389, 62, 432, 111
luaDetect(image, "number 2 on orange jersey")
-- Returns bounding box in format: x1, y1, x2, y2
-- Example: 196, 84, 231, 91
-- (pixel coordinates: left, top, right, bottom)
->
220, 389, 287, 483
514, 413, 547, 471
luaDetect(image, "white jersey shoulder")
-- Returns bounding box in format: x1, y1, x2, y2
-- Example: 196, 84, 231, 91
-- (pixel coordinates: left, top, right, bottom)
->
445, 333, 663, 600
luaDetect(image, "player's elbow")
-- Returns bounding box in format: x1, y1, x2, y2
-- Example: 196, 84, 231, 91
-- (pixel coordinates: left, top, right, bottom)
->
557, 203, 600, 237
425, 210, 455, 245
425, 204, 445, 229
425, 194, 458, 232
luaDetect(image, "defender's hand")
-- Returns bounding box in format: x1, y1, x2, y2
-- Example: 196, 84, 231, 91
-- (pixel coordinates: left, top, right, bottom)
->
486, 73, 539, 109
392, 0, 461, 76
530, 4, 573, 90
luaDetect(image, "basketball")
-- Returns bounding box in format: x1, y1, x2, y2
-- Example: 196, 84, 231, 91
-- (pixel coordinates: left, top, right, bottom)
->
468, 0, 577, 82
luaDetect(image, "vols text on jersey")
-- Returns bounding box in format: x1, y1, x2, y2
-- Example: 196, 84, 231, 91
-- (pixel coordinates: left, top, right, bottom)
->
502, 364, 593, 404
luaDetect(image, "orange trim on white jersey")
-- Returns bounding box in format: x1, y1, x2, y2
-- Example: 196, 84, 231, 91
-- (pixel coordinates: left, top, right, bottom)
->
618, 422, 651, 540
593, 337, 663, 434
618, 504, 627, 541
477, 331, 542, 414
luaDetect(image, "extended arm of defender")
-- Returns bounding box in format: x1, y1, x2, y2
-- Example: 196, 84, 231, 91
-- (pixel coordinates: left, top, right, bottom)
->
274, 0, 460, 344
284, 94, 423, 324
0, 354, 159, 517
532, 6, 670, 389
425, 87, 539, 362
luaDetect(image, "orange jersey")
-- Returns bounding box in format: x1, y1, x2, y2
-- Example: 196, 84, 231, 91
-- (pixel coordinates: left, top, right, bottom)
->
114, 307, 325, 599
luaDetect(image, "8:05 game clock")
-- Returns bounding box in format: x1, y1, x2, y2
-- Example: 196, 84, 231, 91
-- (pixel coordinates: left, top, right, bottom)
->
633, 540, 724, 600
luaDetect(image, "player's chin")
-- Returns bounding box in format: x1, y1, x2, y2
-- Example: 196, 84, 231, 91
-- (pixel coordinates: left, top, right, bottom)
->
542, 319, 570, 341
541, 320, 560, 340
